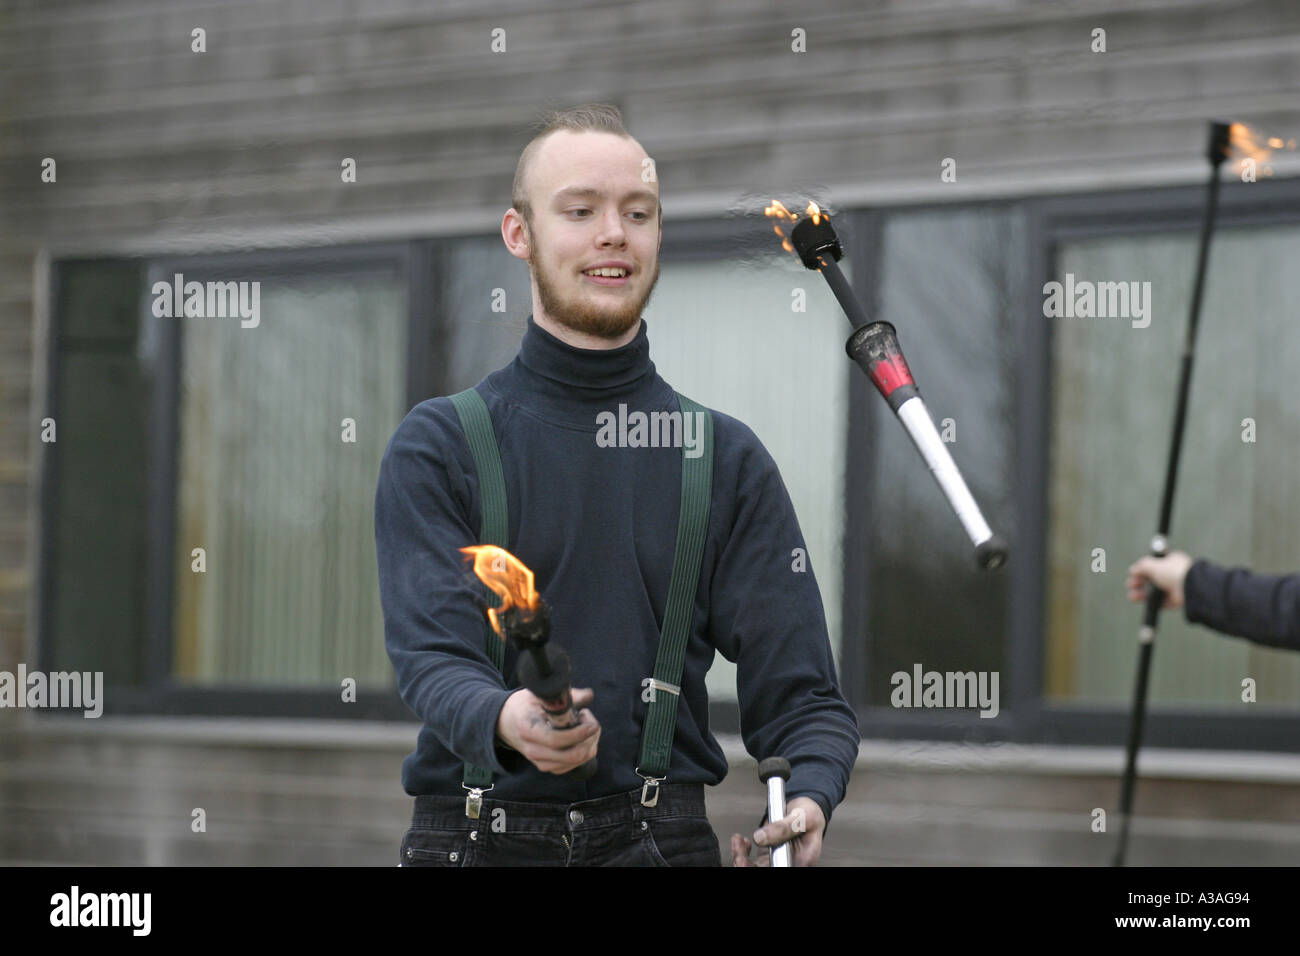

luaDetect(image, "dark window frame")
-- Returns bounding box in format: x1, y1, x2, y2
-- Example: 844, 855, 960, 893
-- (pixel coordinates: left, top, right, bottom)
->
38, 178, 1300, 750
841, 176, 1300, 751
39, 241, 434, 720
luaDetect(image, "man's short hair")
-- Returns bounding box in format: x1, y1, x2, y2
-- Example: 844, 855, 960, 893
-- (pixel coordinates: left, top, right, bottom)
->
512, 103, 662, 227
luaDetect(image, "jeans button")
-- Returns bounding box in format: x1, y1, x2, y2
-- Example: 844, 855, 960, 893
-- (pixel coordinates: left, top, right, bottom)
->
449, 851, 459, 862
569, 810, 584, 826
470, 830, 478, 841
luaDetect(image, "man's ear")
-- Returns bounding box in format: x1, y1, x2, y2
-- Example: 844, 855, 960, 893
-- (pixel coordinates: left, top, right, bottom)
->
502, 208, 530, 262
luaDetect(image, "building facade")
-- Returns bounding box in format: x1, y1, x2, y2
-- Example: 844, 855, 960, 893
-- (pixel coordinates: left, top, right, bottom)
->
2, 0, 1299, 864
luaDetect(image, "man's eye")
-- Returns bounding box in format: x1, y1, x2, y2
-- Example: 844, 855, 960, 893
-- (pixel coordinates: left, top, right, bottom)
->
568, 208, 649, 222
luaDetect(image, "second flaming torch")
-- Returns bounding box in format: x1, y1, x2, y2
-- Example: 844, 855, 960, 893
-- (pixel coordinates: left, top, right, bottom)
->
766, 201, 1008, 570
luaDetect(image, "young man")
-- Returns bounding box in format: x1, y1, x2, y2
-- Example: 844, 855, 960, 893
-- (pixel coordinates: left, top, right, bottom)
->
375, 104, 859, 867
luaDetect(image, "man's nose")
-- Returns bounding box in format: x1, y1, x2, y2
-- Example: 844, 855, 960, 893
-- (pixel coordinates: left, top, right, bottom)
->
594, 208, 627, 244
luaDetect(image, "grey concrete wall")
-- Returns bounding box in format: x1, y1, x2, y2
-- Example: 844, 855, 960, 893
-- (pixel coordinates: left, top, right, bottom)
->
4, 723, 1298, 865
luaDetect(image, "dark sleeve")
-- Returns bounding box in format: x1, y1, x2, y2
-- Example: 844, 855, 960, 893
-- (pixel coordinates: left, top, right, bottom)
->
374, 400, 514, 774
1183, 558, 1300, 651
708, 426, 861, 826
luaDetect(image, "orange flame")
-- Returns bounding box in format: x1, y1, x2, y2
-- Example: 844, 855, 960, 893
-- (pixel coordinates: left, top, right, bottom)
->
763, 199, 829, 255
1228, 122, 1297, 177
460, 545, 541, 636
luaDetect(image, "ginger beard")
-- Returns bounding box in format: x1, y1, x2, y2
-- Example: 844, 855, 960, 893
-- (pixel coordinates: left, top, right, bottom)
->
525, 219, 661, 340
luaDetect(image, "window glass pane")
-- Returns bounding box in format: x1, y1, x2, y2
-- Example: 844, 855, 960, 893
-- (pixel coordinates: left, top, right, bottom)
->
441, 236, 532, 391
172, 274, 407, 687
865, 208, 1022, 706
646, 256, 850, 703
49, 261, 149, 686
1045, 224, 1300, 709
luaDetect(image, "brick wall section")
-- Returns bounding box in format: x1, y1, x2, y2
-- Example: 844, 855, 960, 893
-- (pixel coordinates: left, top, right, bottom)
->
0, 244, 36, 685
2, 1, 1299, 249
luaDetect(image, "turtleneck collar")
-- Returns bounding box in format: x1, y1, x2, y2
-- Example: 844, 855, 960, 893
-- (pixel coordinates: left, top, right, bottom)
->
518, 314, 652, 388
488, 314, 674, 428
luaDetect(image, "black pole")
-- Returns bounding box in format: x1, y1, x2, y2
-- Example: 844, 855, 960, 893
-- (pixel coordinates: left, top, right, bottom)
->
1112, 121, 1231, 867
819, 256, 872, 328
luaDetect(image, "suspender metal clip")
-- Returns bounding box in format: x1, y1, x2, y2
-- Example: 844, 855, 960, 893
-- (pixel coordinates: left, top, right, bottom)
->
462, 783, 493, 819
635, 767, 665, 808
641, 677, 681, 703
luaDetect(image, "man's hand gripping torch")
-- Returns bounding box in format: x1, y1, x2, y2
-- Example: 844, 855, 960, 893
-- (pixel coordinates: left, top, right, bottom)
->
461, 545, 597, 781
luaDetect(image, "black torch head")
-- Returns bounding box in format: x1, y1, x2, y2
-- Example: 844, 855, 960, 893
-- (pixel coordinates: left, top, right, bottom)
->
1208, 120, 1233, 167
790, 215, 843, 271
498, 599, 550, 651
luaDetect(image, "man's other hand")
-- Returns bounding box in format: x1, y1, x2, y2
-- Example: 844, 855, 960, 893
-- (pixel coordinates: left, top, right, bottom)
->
1126, 551, 1194, 609
495, 687, 600, 774
730, 797, 825, 867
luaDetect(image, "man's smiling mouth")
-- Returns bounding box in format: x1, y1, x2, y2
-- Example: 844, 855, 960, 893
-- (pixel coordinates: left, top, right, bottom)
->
581, 267, 631, 286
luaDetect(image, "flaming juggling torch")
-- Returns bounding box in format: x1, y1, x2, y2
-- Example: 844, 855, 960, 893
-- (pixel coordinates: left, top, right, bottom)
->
1112, 120, 1295, 866
765, 201, 1008, 570
460, 544, 597, 781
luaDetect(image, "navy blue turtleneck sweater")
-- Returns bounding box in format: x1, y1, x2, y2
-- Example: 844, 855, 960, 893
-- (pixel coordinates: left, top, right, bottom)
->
374, 315, 859, 823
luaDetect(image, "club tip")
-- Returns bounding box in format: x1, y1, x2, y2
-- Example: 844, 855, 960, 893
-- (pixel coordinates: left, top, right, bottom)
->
975, 535, 1009, 571
758, 756, 792, 782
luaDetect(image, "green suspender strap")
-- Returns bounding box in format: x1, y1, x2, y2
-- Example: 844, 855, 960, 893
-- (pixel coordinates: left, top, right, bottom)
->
448, 387, 509, 802
636, 392, 713, 807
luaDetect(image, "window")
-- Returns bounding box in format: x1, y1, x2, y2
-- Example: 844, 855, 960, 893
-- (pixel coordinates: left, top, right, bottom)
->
648, 238, 851, 704
843, 179, 1300, 750
1045, 223, 1300, 710
170, 271, 406, 687
1034, 178, 1300, 750
851, 207, 1021, 726
42, 260, 150, 688
42, 245, 423, 716
40, 185, 1300, 744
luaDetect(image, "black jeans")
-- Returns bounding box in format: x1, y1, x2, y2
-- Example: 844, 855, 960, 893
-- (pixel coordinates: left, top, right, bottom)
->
399, 783, 722, 867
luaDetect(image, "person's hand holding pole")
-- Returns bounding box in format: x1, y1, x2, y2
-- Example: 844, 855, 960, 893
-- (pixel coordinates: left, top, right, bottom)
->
1127, 551, 1195, 610
729, 797, 826, 867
